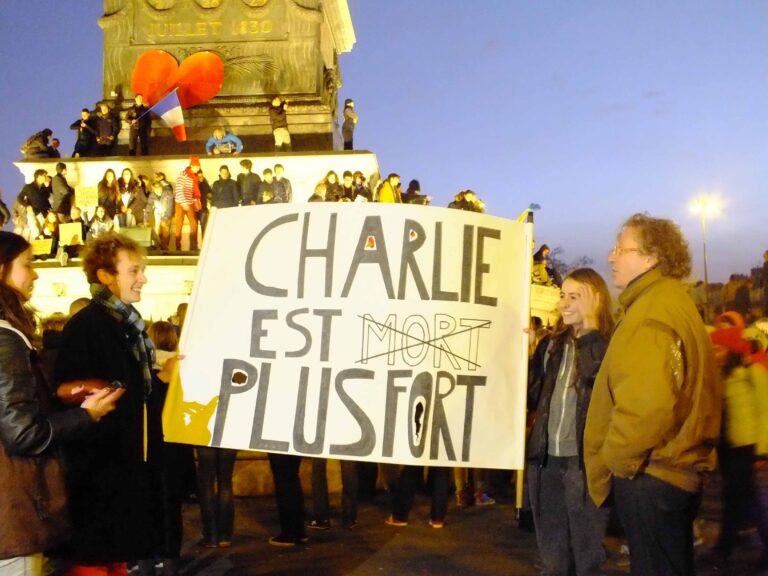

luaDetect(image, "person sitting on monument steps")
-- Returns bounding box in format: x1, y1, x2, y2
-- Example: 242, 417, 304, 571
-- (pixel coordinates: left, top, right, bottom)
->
20, 128, 54, 159
117, 168, 147, 227
307, 182, 327, 203
256, 168, 279, 205
70, 109, 97, 158
97, 168, 120, 220
237, 159, 260, 206
273, 164, 292, 203
211, 165, 239, 209
126, 93, 151, 157
340, 171, 355, 201
174, 157, 202, 251
269, 96, 291, 152
147, 181, 174, 251
352, 171, 371, 201
323, 171, 343, 203
21, 169, 51, 223
205, 127, 243, 156
49, 138, 62, 158
448, 190, 485, 213
197, 170, 212, 238
51, 163, 75, 223
377, 173, 402, 203
403, 179, 431, 205
87, 206, 114, 242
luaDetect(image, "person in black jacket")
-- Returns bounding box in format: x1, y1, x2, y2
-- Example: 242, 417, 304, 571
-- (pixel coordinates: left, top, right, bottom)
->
210, 165, 239, 209
20, 169, 50, 220
0, 232, 122, 569
127, 93, 151, 156
526, 267, 614, 576
93, 102, 120, 157
54, 233, 164, 574
70, 109, 97, 158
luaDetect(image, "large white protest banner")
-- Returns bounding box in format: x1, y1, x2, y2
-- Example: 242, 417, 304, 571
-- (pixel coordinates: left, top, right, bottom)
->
163, 203, 532, 469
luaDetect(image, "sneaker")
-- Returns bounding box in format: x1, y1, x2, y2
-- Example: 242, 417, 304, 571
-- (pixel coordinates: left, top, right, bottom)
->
268, 535, 297, 547
429, 520, 444, 529
474, 492, 496, 506
385, 515, 408, 527
306, 519, 331, 530
218, 540, 231, 548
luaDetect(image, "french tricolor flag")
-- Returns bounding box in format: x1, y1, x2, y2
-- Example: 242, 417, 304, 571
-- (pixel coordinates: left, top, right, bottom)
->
148, 88, 186, 142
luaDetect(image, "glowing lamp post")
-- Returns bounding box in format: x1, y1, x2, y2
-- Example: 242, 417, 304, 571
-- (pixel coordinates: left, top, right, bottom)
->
689, 196, 721, 321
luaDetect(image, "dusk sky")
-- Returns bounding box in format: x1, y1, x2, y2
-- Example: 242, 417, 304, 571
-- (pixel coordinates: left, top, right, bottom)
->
0, 1, 766, 283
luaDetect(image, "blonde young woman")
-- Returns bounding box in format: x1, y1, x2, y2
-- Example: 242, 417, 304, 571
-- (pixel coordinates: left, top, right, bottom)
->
526, 268, 614, 576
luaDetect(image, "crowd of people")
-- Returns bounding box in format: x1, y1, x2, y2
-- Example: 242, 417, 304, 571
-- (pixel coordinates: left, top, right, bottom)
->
1, 210, 768, 575
20, 94, 360, 161
7, 153, 490, 260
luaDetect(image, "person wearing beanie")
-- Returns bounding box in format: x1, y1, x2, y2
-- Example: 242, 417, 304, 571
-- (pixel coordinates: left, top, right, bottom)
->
173, 158, 202, 251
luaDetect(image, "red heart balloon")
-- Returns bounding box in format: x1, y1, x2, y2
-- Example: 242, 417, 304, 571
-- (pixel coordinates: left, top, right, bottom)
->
176, 51, 224, 108
131, 50, 224, 108
131, 50, 178, 106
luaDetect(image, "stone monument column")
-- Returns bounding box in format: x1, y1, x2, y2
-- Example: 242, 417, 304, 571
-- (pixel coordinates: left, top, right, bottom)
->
99, 0, 355, 154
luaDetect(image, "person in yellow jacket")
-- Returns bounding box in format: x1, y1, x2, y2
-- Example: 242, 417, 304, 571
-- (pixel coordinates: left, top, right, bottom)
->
376, 173, 401, 203
705, 312, 768, 568
584, 213, 720, 576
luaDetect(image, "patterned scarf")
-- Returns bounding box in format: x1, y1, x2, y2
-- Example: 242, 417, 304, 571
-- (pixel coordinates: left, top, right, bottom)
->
90, 283, 155, 398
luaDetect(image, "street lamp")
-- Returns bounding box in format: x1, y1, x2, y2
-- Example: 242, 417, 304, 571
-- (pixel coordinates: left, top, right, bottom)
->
689, 195, 721, 321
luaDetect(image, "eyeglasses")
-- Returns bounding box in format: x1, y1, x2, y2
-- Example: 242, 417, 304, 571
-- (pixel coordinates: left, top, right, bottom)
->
610, 245, 643, 256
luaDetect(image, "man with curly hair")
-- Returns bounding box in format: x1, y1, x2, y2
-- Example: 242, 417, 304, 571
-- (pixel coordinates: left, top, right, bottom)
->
584, 213, 720, 576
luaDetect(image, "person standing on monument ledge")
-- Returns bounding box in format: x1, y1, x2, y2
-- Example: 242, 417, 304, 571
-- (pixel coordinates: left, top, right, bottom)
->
376, 173, 402, 203
342, 98, 358, 150
269, 96, 291, 152
126, 93, 151, 156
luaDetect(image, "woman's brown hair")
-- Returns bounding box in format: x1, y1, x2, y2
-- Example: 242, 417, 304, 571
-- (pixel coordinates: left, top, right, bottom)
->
0, 232, 37, 339
551, 267, 615, 342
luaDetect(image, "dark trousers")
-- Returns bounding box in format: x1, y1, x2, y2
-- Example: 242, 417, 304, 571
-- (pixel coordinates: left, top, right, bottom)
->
343, 139, 353, 150
129, 127, 150, 155
717, 444, 768, 553
268, 453, 306, 539
160, 443, 193, 557
311, 458, 359, 523
392, 466, 449, 523
614, 474, 700, 576
528, 455, 608, 576
196, 447, 237, 543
